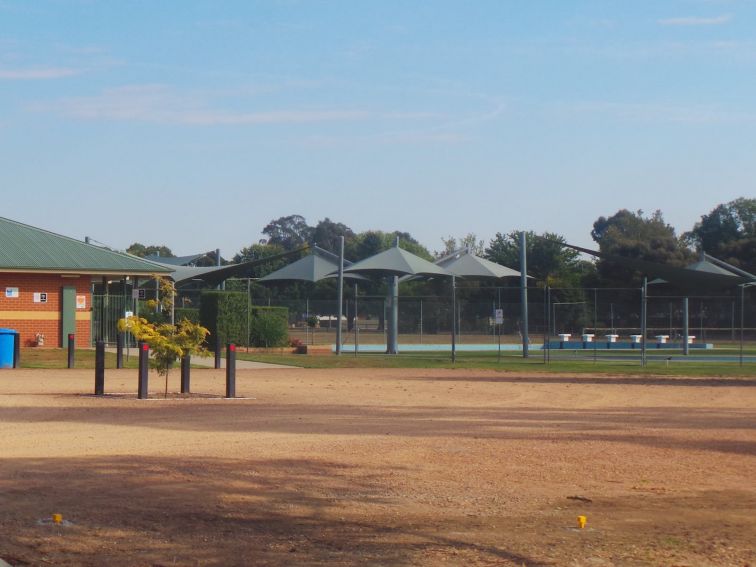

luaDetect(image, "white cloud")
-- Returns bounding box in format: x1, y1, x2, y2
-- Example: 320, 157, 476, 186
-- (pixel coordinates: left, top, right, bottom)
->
658, 14, 732, 26
32, 84, 372, 125
0, 67, 80, 79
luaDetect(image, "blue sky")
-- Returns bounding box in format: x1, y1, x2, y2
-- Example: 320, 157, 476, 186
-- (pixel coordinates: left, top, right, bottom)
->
1, 0, 754, 257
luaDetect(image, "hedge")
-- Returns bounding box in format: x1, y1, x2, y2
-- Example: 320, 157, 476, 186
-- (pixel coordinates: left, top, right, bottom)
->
199, 292, 289, 349
249, 306, 289, 347
174, 307, 200, 324
199, 291, 248, 350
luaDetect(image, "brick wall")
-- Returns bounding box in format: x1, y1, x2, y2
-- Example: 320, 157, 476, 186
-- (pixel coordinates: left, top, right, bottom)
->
0, 273, 92, 347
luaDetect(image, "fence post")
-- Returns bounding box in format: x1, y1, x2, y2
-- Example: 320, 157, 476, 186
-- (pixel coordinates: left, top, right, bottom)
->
13, 332, 20, 368
181, 354, 191, 394
94, 340, 105, 395
214, 334, 222, 369
67, 333, 75, 369
138, 341, 149, 399
225, 343, 236, 398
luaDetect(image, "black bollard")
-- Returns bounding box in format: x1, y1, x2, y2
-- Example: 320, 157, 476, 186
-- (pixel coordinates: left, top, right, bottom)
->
181, 354, 191, 394
13, 332, 20, 368
225, 343, 236, 398
116, 332, 124, 369
94, 340, 105, 395
138, 341, 149, 399
67, 333, 75, 369
214, 335, 222, 369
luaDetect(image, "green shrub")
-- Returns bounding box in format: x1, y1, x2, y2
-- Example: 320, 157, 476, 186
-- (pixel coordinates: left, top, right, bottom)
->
199, 291, 247, 349
174, 307, 200, 324
250, 306, 289, 347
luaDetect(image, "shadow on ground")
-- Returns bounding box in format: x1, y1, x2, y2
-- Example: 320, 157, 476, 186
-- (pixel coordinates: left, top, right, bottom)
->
0, 455, 551, 567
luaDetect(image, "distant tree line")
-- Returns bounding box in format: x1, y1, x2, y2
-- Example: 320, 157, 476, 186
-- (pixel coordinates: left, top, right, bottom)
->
122, 198, 756, 336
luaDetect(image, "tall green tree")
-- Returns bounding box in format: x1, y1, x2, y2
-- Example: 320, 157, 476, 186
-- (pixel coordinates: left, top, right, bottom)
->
591, 209, 692, 286
311, 218, 354, 253
685, 197, 756, 273
348, 230, 432, 262
436, 233, 485, 258
127, 243, 174, 258
262, 214, 313, 250
484, 231, 588, 287
233, 242, 289, 278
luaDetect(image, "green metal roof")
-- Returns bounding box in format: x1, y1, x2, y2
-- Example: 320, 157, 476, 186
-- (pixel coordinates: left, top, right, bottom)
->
0, 217, 173, 275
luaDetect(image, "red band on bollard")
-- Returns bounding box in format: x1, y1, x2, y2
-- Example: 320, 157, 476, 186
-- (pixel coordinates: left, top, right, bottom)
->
68, 334, 75, 340
229, 344, 236, 352
142, 343, 149, 351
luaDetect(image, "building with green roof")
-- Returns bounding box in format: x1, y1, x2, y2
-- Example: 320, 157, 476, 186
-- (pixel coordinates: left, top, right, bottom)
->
0, 217, 172, 349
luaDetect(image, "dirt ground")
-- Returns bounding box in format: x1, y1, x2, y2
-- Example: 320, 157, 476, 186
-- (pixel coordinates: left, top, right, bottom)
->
0, 367, 754, 567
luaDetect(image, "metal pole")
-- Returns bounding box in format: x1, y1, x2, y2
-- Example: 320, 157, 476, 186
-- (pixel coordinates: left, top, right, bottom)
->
226, 343, 236, 398
336, 236, 344, 355
214, 334, 222, 369
67, 333, 75, 369
306, 297, 310, 346
94, 340, 105, 395
387, 276, 399, 354
548, 286, 552, 363
216, 248, 224, 290
247, 277, 251, 352
181, 354, 191, 394
641, 278, 647, 367
740, 285, 745, 367
354, 283, 359, 357
683, 297, 689, 356
593, 289, 598, 363
451, 275, 457, 363
519, 231, 529, 358
13, 332, 20, 368
497, 288, 502, 362
138, 341, 149, 399
116, 332, 124, 368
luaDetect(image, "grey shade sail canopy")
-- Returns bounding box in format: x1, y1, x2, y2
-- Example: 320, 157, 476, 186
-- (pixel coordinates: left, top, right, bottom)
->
343, 245, 452, 277
154, 247, 307, 286
563, 242, 751, 291
435, 248, 525, 278
259, 247, 368, 283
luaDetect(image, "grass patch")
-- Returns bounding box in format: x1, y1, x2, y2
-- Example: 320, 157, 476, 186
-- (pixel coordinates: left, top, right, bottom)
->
237, 350, 756, 376
19, 348, 139, 369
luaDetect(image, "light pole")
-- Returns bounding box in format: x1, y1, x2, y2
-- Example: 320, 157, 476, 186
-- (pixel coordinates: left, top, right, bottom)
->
740, 283, 755, 367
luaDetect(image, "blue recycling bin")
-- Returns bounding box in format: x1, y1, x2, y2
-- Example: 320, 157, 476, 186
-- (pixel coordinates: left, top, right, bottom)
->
0, 328, 17, 368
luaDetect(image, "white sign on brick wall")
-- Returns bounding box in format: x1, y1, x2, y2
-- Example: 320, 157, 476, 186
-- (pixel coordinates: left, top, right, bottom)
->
5, 287, 19, 298
33, 292, 48, 303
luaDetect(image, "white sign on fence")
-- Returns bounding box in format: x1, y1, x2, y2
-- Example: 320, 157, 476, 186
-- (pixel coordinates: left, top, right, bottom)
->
494, 309, 504, 325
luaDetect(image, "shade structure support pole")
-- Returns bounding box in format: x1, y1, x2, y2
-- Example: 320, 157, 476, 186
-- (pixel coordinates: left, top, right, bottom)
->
336, 236, 344, 355
451, 275, 457, 363
740, 285, 745, 367
683, 297, 689, 356
386, 275, 399, 354
519, 231, 529, 358
354, 283, 359, 357
641, 277, 648, 367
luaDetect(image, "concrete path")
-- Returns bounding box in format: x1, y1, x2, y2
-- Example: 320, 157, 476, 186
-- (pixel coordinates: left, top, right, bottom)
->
190, 354, 297, 370
108, 348, 298, 369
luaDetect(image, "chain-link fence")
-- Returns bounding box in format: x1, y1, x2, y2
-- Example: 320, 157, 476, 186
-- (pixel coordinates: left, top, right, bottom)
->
252, 285, 756, 353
